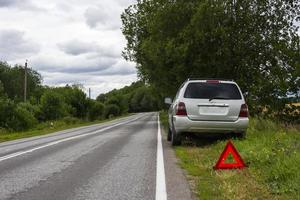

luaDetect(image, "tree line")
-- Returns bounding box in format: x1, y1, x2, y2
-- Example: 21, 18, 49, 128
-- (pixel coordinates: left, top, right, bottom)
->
121, 0, 299, 123
0, 62, 160, 132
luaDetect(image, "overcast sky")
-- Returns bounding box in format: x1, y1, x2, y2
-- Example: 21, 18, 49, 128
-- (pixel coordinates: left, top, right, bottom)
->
0, 0, 137, 98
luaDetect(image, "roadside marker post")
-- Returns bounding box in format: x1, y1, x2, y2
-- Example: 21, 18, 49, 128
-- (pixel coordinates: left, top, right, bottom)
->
214, 140, 247, 170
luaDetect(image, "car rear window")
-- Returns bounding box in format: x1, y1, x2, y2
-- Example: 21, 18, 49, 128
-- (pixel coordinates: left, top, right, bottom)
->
184, 82, 242, 99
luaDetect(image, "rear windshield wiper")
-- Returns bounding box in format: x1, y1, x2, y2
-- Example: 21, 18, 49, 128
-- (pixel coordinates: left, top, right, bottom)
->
209, 97, 230, 101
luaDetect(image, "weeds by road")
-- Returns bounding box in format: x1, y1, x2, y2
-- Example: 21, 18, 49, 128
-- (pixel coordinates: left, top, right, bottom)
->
160, 111, 300, 200
0, 114, 133, 143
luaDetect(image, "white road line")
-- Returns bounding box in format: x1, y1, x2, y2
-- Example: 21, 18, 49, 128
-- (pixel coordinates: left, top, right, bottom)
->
156, 114, 167, 200
0, 116, 140, 163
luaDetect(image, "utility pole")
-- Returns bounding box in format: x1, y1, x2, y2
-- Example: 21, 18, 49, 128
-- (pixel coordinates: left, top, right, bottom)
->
89, 88, 91, 99
24, 60, 28, 102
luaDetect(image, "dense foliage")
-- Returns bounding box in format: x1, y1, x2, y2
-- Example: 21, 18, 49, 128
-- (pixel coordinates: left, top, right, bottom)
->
0, 62, 160, 131
0, 62, 42, 102
121, 0, 300, 117
96, 81, 161, 114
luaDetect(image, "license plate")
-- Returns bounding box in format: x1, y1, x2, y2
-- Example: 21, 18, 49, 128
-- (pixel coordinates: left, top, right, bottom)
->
199, 106, 228, 115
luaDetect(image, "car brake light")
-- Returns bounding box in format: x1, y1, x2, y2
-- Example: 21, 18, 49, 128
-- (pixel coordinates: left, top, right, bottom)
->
239, 104, 248, 117
176, 102, 187, 116
206, 80, 220, 83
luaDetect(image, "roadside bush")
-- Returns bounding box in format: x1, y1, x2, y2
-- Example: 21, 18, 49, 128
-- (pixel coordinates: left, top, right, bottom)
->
0, 98, 15, 129
105, 95, 129, 114
40, 91, 67, 120
17, 102, 41, 119
277, 104, 300, 125
62, 116, 80, 125
88, 101, 105, 121
103, 104, 120, 119
250, 118, 279, 132
11, 105, 38, 131
0, 128, 8, 134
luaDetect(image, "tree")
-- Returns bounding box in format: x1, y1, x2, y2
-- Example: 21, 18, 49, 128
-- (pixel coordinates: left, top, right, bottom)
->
0, 80, 5, 97
12, 104, 38, 131
129, 86, 159, 112
0, 62, 42, 102
88, 101, 105, 121
122, 0, 300, 114
96, 81, 159, 114
103, 104, 120, 118
40, 91, 66, 120
96, 93, 106, 103
0, 97, 15, 129
53, 85, 89, 119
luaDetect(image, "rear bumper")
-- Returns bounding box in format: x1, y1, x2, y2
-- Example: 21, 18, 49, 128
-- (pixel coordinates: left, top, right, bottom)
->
172, 116, 248, 133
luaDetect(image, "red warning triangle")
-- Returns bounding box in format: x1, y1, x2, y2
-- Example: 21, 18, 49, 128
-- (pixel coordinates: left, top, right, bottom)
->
214, 140, 246, 170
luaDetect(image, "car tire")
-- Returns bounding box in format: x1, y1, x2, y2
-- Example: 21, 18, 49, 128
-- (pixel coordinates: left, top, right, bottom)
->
171, 125, 181, 146
167, 127, 172, 141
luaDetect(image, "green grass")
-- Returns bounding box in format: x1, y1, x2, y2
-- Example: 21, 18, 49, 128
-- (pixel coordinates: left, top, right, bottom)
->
159, 111, 300, 200
0, 114, 133, 143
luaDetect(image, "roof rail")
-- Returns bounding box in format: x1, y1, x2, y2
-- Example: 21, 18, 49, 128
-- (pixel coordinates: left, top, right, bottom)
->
186, 78, 234, 82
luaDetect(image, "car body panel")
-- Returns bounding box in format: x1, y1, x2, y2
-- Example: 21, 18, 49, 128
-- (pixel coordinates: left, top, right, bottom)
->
173, 115, 248, 133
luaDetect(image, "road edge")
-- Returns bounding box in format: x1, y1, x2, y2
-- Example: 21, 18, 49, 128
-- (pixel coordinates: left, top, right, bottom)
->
159, 119, 194, 200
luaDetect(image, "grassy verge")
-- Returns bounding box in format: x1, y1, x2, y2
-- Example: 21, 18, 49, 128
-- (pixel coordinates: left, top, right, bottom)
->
0, 114, 133, 143
159, 111, 300, 200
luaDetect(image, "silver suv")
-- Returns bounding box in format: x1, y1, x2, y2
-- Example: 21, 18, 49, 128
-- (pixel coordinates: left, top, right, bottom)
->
165, 79, 249, 145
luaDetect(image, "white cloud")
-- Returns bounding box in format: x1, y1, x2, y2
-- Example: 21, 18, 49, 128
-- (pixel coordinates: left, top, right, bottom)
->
0, 29, 40, 60
57, 39, 120, 58
84, 2, 123, 30
0, 0, 45, 11
58, 39, 99, 56
0, 0, 137, 98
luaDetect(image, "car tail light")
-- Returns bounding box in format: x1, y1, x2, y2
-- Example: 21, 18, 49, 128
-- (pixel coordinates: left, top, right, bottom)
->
206, 80, 220, 83
239, 104, 248, 117
176, 102, 187, 116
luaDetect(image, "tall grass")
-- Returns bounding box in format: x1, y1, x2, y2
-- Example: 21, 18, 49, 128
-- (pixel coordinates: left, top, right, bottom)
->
159, 111, 300, 199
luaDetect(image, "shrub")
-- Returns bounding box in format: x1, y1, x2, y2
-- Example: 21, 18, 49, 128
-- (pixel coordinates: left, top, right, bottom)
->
103, 104, 120, 119
0, 98, 15, 129
0, 127, 8, 134
11, 105, 38, 131
17, 102, 41, 119
249, 117, 279, 132
40, 91, 66, 120
88, 101, 105, 121
62, 116, 80, 125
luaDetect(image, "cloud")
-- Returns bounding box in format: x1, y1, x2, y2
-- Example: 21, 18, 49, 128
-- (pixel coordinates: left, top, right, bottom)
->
97, 59, 136, 75
57, 40, 98, 56
31, 54, 117, 74
32, 56, 136, 76
42, 71, 137, 98
0, 29, 40, 60
0, 0, 43, 11
84, 5, 121, 30
58, 39, 121, 58
0, 0, 137, 98
0, 0, 17, 7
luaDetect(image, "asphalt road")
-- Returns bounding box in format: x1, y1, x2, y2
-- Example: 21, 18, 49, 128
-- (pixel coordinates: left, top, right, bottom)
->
0, 112, 192, 200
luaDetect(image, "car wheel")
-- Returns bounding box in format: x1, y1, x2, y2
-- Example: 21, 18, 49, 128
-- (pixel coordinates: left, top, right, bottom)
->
167, 127, 172, 141
171, 126, 181, 146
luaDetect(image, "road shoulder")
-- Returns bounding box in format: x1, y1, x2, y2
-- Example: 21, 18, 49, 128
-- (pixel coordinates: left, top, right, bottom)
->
161, 127, 194, 200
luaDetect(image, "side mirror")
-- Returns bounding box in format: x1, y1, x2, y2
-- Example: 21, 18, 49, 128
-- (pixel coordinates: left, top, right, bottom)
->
164, 97, 172, 105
